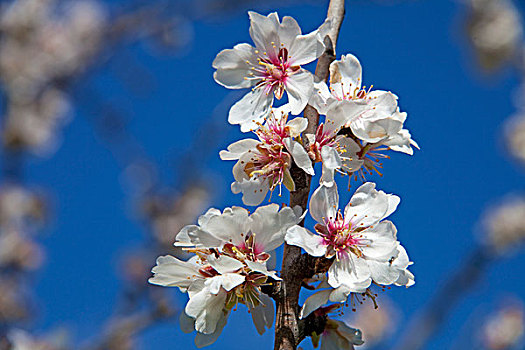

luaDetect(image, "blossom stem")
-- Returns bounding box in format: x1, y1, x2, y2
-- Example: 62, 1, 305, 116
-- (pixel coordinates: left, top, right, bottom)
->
273, 1, 346, 349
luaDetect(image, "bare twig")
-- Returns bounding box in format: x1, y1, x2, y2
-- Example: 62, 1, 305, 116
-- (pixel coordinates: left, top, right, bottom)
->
273, 1, 345, 349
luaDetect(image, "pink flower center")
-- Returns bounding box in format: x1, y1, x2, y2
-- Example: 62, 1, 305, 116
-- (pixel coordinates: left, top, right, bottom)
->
316, 211, 365, 259
249, 47, 300, 99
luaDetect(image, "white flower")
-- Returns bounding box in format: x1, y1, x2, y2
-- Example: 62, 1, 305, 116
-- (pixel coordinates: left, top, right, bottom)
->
286, 182, 414, 295
220, 106, 314, 206
308, 54, 418, 184
213, 11, 329, 132
150, 203, 303, 342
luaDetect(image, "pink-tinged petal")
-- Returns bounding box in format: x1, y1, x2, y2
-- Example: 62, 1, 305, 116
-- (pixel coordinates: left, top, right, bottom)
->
300, 289, 332, 319
251, 293, 275, 335
213, 43, 257, 89
219, 139, 258, 160
229, 88, 273, 133
310, 183, 339, 224
286, 69, 314, 115
285, 225, 327, 257
284, 138, 314, 175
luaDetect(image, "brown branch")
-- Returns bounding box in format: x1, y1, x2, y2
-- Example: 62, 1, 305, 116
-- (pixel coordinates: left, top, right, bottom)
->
273, 2, 346, 350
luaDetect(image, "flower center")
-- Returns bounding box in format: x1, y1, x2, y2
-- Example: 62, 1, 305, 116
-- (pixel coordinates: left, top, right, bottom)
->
243, 144, 291, 191
316, 211, 364, 259
247, 46, 300, 99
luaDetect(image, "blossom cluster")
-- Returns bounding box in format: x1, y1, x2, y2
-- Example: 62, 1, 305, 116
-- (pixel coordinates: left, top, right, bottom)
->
150, 10, 417, 348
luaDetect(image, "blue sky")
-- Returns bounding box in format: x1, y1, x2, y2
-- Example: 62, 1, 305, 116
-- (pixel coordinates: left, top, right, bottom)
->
25, 0, 525, 349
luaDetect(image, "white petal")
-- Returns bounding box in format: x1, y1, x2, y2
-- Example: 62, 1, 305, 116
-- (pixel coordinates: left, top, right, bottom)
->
207, 255, 244, 274
205, 273, 245, 294
321, 145, 342, 170
325, 100, 367, 136
174, 224, 197, 247
330, 54, 362, 97
300, 289, 331, 319
180, 311, 196, 333
285, 225, 327, 257
185, 287, 227, 334
278, 15, 302, 50
213, 43, 256, 89
251, 293, 275, 335
219, 139, 258, 160
309, 183, 339, 224
245, 260, 281, 281
328, 285, 352, 303
367, 259, 400, 285
286, 117, 308, 136
343, 182, 397, 228
248, 11, 280, 59
286, 69, 314, 115
229, 88, 273, 133
194, 310, 229, 348
284, 138, 314, 175
148, 255, 200, 290
309, 80, 334, 115
231, 177, 270, 206
198, 208, 222, 227
250, 204, 300, 253
328, 256, 371, 290
360, 221, 398, 259
204, 206, 249, 247
289, 25, 325, 66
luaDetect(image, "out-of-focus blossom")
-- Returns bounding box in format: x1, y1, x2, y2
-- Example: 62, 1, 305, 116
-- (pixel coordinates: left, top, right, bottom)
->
0, 278, 31, 323
466, 0, 523, 71
142, 186, 211, 248
0, 229, 44, 270
7, 328, 68, 350
0, 0, 106, 154
213, 11, 329, 132
313, 318, 364, 350
481, 300, 524, 350
347, 297, 397, 349
505, 114, 525, 166
482, 196, 525, 253
0, 185, 45, 230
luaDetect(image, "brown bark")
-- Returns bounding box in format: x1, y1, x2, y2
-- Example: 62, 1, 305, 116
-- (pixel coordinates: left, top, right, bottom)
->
273, 1, 346, 349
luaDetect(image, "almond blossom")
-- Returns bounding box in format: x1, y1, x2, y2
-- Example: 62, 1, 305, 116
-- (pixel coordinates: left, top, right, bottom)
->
220, 106, 314, 206
149, 204, 302, 346
309, 54, 418, 183
315, 319, 364, 350
285, 182, 414, 297
213, 11, 329, 132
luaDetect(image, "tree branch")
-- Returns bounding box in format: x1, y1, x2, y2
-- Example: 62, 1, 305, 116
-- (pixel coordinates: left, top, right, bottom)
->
273, 2, 345, 349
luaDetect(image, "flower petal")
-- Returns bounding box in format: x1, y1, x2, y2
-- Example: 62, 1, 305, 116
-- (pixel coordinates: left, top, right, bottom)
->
213, 43, 256, 89
185, 286, 227, 334
229, 88, 273, 133
231, 177, 270, 206
286, 69, 314, 115
250, 204, 301, 253
309, 183, 339, 224
148, 255, 200, 290
251, 293, 275, 335
219, 139, 259, 160
284, 138, 314, 175
300, 289, 331, 319
285, 225, 327, 257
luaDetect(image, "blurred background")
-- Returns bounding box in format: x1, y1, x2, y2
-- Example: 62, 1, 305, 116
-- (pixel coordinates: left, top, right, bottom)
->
0, 0, 524, 349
